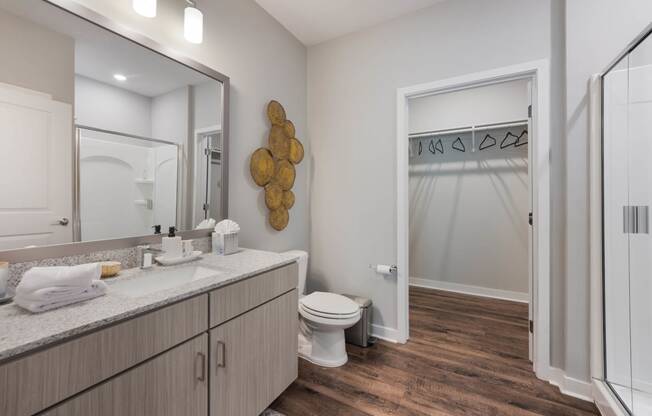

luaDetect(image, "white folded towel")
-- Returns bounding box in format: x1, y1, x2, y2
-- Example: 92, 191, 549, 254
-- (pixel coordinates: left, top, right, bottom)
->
16, 263, 101, 295
17, 285, 96, 302
195, 218, 217, 230
15, 280, 108, 313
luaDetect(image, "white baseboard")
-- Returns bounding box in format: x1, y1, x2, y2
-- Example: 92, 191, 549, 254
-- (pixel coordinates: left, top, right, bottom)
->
371, 324, 401, 343
410, 277, 529, 303
546, 367, 594, 402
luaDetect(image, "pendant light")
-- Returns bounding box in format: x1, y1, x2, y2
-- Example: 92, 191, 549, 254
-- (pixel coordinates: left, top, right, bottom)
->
184, 0, 204, 44
132, 0, 157, 18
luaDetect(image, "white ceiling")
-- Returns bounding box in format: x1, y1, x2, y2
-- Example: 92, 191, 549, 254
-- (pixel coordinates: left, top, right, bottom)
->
1, 0, 213, 97
254, 0, 447, 46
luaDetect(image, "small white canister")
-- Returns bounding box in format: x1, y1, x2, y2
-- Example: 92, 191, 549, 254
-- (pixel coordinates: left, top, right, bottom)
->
0, 262, 9, 298
212, 232, 239, 255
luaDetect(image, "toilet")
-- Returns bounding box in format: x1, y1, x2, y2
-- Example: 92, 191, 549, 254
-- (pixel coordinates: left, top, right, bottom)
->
284, 250, 361, 368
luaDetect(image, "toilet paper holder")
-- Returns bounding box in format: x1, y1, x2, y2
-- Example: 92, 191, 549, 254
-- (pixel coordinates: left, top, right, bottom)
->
369, 264, 397, 275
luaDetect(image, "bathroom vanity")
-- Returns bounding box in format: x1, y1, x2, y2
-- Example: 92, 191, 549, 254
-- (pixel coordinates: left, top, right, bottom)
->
0, 250, 299, 416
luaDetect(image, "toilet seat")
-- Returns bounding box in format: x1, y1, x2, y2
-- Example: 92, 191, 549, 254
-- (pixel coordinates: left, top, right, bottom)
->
299, 303, 359, 320
299, 292, 359, 319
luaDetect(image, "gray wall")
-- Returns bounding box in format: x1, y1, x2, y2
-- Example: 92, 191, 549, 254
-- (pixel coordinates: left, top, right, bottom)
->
75, 75, 152, 137
307, 0, 553, 335
408, 81, 530, 296
192, 81, 222, 130
562, 0, 652, 382
74, 0, 309, 252
0, 8, 74, 104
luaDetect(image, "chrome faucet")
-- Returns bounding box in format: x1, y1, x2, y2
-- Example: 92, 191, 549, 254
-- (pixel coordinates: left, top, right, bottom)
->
137, 245, 164, 269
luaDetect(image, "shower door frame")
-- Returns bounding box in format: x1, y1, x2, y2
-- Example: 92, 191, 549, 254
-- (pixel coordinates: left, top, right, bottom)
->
73, 125, 183, 242
590, 22, 652, 416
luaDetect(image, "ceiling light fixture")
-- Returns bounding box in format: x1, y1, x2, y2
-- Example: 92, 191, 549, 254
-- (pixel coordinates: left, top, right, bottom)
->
113, 74, 127, 82
184, 1, 204, 44
133, 0, 157, 18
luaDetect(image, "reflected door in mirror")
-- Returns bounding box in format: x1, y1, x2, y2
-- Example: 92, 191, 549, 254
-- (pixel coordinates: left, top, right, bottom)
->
0, 84, 73, 250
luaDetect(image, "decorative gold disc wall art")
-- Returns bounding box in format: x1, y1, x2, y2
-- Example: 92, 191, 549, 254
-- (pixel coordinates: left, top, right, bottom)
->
249, 100, 304, 231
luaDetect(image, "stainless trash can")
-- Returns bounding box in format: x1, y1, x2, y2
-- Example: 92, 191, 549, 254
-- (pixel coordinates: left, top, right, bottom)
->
342, 294, 376, 347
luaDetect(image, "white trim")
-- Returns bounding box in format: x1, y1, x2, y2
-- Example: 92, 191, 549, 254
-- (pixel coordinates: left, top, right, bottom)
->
396, 59, 551, 379
0, 81, 52, 99
588, 75, 606, 383
194, 124, 222, 136
191, 124, 223, 226
371, 324, 400, 343
593, 380, 630, 416
546, 367, 594, 402
410, 277, 529, 303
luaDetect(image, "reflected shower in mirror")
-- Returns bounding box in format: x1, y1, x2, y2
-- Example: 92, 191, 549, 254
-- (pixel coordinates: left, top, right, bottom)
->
0, 0, 226, 250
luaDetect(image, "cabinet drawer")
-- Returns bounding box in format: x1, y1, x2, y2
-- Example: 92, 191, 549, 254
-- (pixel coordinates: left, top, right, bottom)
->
209, 263, 297, 327
0, 294, 208, 416
42, 334, 209, 416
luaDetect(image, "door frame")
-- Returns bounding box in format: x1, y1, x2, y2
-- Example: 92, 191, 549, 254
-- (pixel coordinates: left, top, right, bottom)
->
192, 124, 222, 226
395, 59, 551, 379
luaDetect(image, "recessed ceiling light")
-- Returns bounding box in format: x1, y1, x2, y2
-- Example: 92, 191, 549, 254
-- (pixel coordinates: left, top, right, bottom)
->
113, 74, 127, 82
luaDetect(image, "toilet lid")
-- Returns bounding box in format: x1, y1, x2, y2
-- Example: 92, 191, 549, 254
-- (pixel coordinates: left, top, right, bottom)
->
299, 292, 360, 316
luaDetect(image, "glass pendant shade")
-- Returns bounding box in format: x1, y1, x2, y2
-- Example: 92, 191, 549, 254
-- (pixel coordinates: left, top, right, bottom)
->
184, 6, 204, 44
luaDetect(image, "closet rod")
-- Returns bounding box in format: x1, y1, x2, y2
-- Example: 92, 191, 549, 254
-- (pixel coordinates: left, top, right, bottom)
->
408, 119, 528, 139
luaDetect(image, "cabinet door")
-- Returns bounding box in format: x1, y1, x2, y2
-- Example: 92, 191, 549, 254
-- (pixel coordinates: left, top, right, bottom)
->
210, 290, 298, 416
42, 334, 209, 416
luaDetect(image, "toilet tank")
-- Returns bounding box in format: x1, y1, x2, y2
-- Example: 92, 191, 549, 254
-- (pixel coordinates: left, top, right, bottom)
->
283, 250, 308, 296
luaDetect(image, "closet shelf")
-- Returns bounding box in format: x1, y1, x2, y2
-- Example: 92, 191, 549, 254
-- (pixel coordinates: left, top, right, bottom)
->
408, 119, 528, 140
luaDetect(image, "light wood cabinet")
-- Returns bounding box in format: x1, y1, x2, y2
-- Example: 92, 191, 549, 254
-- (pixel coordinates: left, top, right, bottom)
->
0, 294, 208, 416
210, 289, 298, 416
209, 263, 298, 327
0, 262, 298, 416
42, 334, 209, 416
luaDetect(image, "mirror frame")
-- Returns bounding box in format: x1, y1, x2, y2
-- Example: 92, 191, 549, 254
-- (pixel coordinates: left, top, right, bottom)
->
0, 0, 230, 263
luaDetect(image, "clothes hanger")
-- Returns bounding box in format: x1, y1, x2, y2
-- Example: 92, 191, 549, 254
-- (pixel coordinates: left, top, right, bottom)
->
514, 129, 529, 147
428, 139, 436, 154
479, 133, 496, 150
500, 131, 519, 149
452, 137, 465, 152
435, 138, 444, 154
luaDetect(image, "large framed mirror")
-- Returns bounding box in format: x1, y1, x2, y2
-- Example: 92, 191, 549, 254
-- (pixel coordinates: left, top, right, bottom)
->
0, 0, 229, 257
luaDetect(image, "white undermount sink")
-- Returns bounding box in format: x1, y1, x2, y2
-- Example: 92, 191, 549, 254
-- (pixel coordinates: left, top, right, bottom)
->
109, 265, 222, 297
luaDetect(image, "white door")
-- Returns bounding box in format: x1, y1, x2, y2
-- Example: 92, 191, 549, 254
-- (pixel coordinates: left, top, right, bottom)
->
0, 83, 73, 249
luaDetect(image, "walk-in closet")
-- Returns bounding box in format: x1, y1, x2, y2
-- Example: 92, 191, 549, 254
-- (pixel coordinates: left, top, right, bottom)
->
407, 79, 532, 303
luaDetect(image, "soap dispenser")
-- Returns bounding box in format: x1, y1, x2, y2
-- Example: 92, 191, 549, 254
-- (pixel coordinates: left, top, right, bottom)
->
161, 226, 182, 258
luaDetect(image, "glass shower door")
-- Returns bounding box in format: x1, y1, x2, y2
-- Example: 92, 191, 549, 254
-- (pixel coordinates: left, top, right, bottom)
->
628, 32, 652, 416
603, 56, 634, 413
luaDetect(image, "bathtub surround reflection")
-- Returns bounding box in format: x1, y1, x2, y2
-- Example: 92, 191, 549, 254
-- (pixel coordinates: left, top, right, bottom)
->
78, 128, 179, 242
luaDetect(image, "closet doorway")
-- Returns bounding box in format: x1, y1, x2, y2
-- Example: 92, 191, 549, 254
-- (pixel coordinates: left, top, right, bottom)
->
396, 61, 551, 379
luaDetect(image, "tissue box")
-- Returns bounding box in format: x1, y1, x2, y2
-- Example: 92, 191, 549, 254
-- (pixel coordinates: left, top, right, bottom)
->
212, 232, 238, 255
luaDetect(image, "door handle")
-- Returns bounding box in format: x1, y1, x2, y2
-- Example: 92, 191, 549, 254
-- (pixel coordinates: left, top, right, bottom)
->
195, 352, 206, 381
53, 218, 70, 226
216, 341, 226, 369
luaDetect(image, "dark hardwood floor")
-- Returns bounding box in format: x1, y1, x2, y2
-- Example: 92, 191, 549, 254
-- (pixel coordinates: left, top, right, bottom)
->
271, 286, 599, 416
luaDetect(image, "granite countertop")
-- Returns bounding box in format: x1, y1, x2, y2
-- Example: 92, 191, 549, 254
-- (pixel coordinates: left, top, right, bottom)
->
0, 249, 299, 363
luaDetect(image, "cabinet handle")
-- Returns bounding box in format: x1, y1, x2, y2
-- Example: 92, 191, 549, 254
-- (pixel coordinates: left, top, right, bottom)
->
195, 352, 206, 381
216, 341, 226, 369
